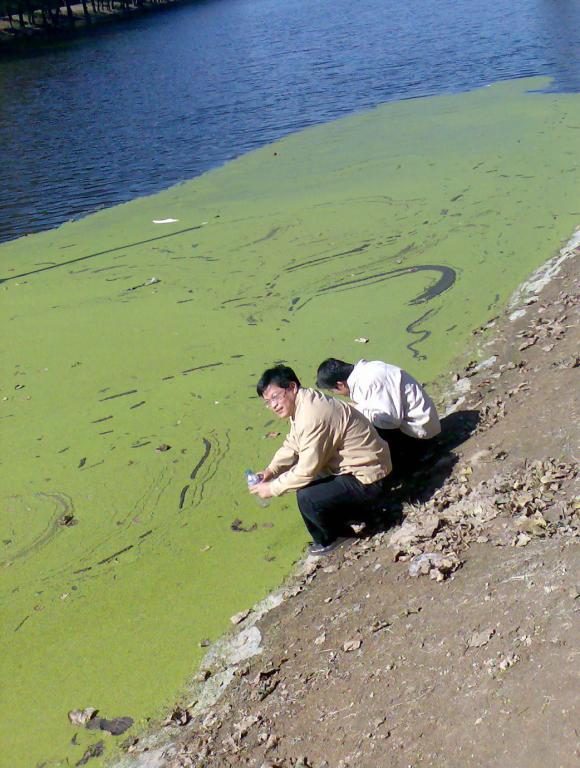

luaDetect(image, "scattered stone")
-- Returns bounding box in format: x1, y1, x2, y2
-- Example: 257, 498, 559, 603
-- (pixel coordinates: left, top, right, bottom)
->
68, 708, 98, 726
302, 560, 319, 577
233, 714, 261, 740
551, 356, 579, 370
122, 736, 140, 753
163, 707, 192, 727
284, 585, 303, 599
231, 609, 251, 625
389, 522, 421, 552
498, 653, 519, 671
515, 513, 548, 536
155, 443, 171, 452
408, 551, 461, 581
518, 337, 537, 351
75, 741, 104, 766
342, 639, 362, 652
467, 627, 496, 649
261, 733, 280, 751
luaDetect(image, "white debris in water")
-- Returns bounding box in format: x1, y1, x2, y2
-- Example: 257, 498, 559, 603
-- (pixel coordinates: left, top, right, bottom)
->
152, 218, 179, 224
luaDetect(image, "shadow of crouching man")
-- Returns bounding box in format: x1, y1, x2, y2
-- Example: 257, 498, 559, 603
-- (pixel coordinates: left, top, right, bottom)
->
367, 409, 481, 533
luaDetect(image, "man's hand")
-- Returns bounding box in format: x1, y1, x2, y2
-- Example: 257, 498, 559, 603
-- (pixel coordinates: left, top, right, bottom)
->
260, 468, 274, 482
249, 481, 274, 500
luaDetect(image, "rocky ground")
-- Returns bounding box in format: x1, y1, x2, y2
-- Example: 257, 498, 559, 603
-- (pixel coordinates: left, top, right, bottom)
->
116, 235, 579, 768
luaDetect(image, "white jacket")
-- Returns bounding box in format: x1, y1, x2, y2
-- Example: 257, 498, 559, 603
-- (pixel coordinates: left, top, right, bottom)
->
347, 360, 441, 439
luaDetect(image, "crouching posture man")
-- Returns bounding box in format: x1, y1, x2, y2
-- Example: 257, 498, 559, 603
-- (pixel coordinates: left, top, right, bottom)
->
249, 365, 392, 556
316, 358, 441, 471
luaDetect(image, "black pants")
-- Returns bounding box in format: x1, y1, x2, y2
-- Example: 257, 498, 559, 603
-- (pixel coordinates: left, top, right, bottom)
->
296, 474, 387, 546
376, 428, 437, 475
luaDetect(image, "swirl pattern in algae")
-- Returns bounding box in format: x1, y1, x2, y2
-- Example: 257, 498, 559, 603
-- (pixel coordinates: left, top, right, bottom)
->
1, 76, 579, 767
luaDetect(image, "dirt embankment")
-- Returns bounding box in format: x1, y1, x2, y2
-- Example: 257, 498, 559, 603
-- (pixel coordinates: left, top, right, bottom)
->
117, 235, 579, 768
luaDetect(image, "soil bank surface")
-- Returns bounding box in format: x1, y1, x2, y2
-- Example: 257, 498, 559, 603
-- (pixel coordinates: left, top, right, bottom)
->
1, 76, 579, 767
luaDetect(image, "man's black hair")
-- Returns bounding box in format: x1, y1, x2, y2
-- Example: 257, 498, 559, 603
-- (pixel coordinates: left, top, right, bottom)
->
256, 365, 301, 397
316, 358, 354, 389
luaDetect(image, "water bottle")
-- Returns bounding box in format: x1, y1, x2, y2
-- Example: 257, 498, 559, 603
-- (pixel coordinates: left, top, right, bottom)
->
245, 469, 269, 507
245, 469, 261, 486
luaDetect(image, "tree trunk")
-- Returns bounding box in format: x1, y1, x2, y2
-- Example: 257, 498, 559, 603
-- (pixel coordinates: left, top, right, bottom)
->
51, 4, 60, 26
64, 0, 75, 24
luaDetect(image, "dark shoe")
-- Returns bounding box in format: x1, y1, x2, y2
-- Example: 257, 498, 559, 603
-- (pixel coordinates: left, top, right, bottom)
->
307, 537, 351, 557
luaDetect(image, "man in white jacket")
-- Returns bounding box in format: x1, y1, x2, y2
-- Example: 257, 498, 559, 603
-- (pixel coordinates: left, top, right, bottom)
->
316, 358, 441, 469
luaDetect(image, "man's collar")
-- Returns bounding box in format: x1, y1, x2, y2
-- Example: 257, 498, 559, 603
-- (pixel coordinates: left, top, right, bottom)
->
289, 387, 305, 421
347, 361, 365, 389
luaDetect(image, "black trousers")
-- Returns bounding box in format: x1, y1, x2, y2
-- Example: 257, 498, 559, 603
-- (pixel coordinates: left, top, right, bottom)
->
296, 474, 387, 546
376, 428, 436, 475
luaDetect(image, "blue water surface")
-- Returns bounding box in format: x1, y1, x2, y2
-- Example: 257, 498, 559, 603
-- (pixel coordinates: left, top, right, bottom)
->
0, 0, 579, 242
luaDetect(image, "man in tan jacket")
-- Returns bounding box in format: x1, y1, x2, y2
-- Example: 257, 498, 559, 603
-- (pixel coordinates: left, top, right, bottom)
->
249, 365, 392, 556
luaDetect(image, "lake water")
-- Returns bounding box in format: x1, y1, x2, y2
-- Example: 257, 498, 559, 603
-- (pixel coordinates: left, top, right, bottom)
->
1, 0, 579, 244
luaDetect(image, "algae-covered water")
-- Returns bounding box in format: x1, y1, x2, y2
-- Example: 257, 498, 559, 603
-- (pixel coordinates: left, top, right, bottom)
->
1, 77, 579, 767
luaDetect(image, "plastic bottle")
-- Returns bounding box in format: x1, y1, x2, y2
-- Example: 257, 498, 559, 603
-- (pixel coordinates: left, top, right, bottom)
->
245, 469, 269, 507
245, 469, 261, 486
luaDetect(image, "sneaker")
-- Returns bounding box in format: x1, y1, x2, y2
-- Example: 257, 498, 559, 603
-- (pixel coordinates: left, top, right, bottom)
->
307, 537, 351, 557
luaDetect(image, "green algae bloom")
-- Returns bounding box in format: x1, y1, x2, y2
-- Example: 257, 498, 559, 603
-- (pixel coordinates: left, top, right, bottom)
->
1, 76, 579, 767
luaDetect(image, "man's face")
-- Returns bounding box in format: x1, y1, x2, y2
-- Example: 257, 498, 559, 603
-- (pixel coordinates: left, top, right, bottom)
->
262, 382, 299, 419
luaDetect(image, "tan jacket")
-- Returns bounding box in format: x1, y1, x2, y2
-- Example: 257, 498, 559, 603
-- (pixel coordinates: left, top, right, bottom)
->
268, 388, 392, 496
